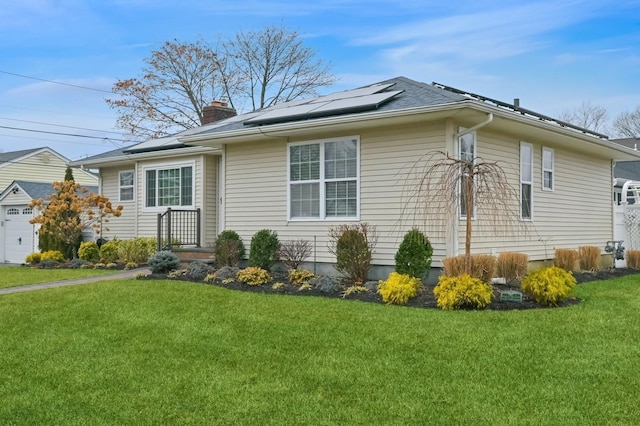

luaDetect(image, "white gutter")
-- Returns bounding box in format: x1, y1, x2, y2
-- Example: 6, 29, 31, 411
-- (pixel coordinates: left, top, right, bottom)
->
454, 113, 493, 138
68, 146, 220, 168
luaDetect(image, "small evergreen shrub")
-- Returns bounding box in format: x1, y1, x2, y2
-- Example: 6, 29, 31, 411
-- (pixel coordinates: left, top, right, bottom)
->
37, 259, 61, 269
99, 240, 120, 264
186, 261, 215, 281
41, 250, 65, 262
279, 239, 312, 270
521, 266, 576, 306
395, 228, 433, 278
377, 272, 421, 305
214, 266, 240, 281
554, 248, 579, 272
78, 241, 100, 262
578, 246, 601, 271
214, 230, 245, 267
148, 250, 180, 273
495, 252, 529, 283
67, 258, 89, 269
626, 249, 640, 269
309, 275, 340, 293
288, 269, 315, 285
328, 223, 378, 284
25, 252, 41, 265
249, 229, 280, 271
237, 267, 271, 286
434, 274, 493, 310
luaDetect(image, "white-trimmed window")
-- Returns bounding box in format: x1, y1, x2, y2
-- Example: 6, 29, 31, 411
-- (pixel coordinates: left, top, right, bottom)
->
288, 137, 359, 220
119, 170, 134, 201
542, 147, 554, 191
520, 142, 533, 220
459, 131, 476, 218
144, 164, 194, 208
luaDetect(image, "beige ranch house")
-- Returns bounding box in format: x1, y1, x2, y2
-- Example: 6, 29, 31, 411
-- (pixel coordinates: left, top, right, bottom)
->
71, 77, 640, 278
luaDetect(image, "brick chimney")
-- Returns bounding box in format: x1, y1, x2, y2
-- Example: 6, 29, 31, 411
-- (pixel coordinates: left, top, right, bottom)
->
202, 100, 237, 125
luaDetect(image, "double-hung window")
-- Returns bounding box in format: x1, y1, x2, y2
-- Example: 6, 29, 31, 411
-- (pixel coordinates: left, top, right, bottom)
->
520, 142, 533, 220
145, 164, 193, 208
542, 147, 554, 191
119, 170, 134, 202
459, 131, 476, 218
288, 137, 359, 220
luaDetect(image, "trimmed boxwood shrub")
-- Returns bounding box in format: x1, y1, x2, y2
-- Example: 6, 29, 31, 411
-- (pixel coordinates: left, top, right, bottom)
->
395, 228, 433, 279
249, 229, 280, 271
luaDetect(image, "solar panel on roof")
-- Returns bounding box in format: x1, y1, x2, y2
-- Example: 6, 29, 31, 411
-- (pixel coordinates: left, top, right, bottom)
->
316, 83, 396, 102
310, 90, 403, 113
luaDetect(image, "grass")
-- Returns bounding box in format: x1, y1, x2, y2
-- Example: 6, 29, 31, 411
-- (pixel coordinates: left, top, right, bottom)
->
0, 266, 119, 289
0, 275, 639, 424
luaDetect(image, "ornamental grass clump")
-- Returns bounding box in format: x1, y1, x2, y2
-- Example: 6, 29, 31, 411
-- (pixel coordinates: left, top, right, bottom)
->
578, 246, 601, 271
433, 274, 493, 310
520, 266, 576, 306
237, 267, 271, 286
377, 272, 421, 305
554, 248, 579, 272
394, 228, 433, 279
442, 254, 496, 284
626, 249, 640, 269
495, 252, 529, 283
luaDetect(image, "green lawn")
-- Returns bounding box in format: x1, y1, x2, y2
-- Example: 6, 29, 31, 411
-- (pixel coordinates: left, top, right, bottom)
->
1, 275, 639, 424
0, 267, 120, 289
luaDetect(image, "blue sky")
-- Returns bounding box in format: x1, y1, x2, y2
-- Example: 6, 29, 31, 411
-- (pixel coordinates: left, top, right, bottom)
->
1, 0, 639, 161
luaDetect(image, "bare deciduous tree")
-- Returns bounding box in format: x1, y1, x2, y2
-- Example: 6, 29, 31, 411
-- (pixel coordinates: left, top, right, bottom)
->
558, 101, 609, 133
612, 105, 640, 138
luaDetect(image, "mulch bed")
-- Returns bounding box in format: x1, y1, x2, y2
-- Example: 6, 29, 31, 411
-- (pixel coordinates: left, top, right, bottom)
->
143, 267, 640, 311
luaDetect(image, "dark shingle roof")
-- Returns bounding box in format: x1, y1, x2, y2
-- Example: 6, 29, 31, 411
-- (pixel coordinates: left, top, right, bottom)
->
9, 180, 99, 200
0, 148, 43, 164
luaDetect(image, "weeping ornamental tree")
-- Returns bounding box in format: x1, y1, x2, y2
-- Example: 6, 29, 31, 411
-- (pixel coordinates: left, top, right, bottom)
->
410, 150, 525, 274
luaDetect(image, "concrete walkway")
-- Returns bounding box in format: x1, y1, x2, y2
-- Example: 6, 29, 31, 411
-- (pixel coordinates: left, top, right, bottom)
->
0, 267, 151, 295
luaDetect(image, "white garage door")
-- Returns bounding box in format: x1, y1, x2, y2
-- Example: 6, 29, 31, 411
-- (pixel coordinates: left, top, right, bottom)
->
4, 206, 36, 264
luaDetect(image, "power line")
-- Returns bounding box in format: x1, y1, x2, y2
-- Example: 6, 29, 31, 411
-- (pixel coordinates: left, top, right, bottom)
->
0, 116, 127, 136
0, 125, 137, 143
0, 70, 113, 94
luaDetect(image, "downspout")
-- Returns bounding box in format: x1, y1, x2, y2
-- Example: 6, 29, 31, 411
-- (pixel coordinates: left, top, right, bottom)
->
450, 113, 494, 259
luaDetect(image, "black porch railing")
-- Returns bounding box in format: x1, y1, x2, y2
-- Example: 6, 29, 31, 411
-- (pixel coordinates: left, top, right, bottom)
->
157, 208, 201, 251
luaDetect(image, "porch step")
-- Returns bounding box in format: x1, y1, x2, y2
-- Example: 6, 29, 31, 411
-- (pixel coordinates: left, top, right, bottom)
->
171, 247, 215, 266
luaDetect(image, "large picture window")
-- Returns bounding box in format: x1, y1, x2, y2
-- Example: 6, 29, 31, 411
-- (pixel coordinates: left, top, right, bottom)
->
288, 137, 359, 220
145, 165, 193, 208
520, 142, 533, 220
119, 170, 134, 202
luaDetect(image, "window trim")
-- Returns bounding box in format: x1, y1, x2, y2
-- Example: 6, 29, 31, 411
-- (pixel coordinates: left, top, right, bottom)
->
520, 141, 534, 220
287, 136, 360, 221
142, 161, 196, 211
118, 170, 135, 202
542, 147, 554, 191
458, 130, 477, 220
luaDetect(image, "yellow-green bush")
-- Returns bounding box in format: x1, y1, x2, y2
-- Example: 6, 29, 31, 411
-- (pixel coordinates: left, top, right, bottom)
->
25, 252, 41, 265
288, 268, 315, 285
433, 274, 493, 310
78, 241, 100, 262
40, 250, 65, 262
237, 267, 271, 286
520, 266, 576, 306
99, 240, 120, 263
377, 272, 421, 305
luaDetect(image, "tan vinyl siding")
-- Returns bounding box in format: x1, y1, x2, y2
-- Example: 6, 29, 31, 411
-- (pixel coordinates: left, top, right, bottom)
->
99, 166, 137, 239
223, 122, 448, 266
0, 152, 97, 189
458, 130, 613, 261
202, 156, 218, 246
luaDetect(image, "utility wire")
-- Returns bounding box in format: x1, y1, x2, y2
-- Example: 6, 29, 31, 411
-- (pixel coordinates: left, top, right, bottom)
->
0, 70, 113, 94
0, 116, 127, 136
0, 125, 136, 143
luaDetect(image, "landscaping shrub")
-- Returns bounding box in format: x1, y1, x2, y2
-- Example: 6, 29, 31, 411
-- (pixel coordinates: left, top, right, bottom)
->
288, 269, 315, 285
377, 272, 421, 305
279, 239, 312, 270
25, 252, 41, 265
309, 275, 340, 293
554, 248, 579, 272
237, 267, 271, 286
99, 240, 120, 264
443, 254, 496, 284
521, 266, 576, 306
249, 229, 280, 271
41, 250, 65, 262
626, 249, 640, 269
214, 266, 240, 281
214, 230, 245, 267
118, 237, 157, 264
37, 259, 61, 269
578, 246, 601, 271
125, 262, 138, 270
433, 274, 493, 310
186, 261, 215, 281
78, 241, 100, 262
67, 258, 89, 269
495, 252, 529, 283
394, 228, 433, 279
328, 223, 378, 284
148, 250, 180, 274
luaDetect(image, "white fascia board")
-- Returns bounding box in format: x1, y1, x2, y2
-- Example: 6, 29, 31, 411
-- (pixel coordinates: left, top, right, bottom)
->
69, 146, 221, 168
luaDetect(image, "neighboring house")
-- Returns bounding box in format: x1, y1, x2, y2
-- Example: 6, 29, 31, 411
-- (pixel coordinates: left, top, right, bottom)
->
611, 137, 640, 204
0, 147, 99, 263
0, 180, 98, 263
70, 77, 640, 278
